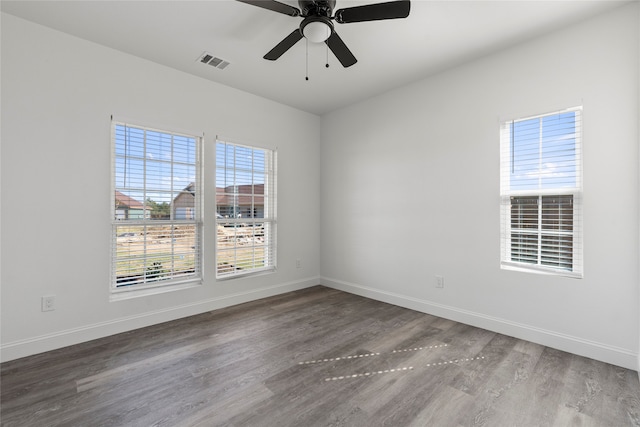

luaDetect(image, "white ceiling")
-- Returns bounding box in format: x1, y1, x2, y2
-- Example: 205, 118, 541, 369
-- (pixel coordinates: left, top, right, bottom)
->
1, 0, 631, 115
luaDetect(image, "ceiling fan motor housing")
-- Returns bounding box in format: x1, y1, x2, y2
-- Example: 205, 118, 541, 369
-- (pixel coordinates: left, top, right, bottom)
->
298, 0, 336, 17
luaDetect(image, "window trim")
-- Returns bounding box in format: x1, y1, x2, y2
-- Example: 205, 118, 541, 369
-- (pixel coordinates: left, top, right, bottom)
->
499, 106, 583, 278
110, 119, 204, 298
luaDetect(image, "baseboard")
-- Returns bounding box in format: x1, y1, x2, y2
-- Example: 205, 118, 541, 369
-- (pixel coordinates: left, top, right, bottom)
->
1, 276, 320, 363
321, 276, 637, 370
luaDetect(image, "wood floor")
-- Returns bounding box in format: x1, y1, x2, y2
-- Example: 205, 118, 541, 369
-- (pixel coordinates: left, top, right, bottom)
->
2, 286, 640, 426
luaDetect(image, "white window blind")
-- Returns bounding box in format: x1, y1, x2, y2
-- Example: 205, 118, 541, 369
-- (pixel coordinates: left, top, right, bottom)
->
500, 107, 583, 277
215, 140, 277, 278
111, 122, 202, 292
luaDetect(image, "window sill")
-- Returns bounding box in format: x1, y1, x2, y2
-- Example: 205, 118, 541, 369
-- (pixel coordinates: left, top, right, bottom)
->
216, 267, 276, 281
501, 262, 582, 279
110, 279, 202, 302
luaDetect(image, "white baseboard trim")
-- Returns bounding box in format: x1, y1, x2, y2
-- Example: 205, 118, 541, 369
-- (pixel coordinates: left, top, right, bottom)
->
321, 276, 637, 370
1, 277, 320, 363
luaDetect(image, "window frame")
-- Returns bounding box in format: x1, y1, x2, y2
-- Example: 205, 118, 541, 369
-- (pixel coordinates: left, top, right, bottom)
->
110, 120, 203, 297
499, 106, 583, 278
215, 138, 277, 279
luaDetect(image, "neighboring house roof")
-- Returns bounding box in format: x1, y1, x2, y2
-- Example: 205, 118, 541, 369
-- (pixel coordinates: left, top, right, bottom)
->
173, 182, 196, 206
180, 182, 196, 197
216, 184, 264, 206
115, 191, 145, 209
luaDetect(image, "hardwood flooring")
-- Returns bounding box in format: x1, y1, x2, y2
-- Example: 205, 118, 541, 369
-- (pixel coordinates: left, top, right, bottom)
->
2, 286, 640, 426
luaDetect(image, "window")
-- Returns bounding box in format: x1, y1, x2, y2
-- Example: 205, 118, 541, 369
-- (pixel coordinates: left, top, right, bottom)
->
500, 107, 583, 277
215, 140, 276, 278
111, 121, 202, 293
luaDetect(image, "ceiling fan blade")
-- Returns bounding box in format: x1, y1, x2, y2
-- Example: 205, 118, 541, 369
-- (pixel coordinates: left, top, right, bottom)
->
325, 32, 357, 68
236, 0, 300, 17
264, 29, 303, 60
335, 0, 410, 24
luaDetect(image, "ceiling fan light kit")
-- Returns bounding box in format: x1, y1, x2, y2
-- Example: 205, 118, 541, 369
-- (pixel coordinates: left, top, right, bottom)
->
237, 0, 411, 68
302, 17, 332, 43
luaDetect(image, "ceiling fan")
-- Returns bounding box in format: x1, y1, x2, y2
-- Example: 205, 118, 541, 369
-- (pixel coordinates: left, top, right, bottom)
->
236, 0, 411, 68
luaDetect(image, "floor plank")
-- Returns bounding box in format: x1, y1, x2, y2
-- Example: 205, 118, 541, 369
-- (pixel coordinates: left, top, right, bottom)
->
2, 286, 639, 426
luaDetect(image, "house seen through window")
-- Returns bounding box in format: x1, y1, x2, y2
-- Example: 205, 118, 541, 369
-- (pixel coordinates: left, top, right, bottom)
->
111, 122, 202, 292
500, 107, 583, 277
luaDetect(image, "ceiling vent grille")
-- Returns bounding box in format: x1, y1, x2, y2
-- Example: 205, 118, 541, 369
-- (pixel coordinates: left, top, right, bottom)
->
198, 52, 230, 70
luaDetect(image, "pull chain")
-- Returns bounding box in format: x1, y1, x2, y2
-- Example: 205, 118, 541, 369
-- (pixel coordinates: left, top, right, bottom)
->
305, 39, 330, 79
326, 42, 330, 68
305, 38, 309, 81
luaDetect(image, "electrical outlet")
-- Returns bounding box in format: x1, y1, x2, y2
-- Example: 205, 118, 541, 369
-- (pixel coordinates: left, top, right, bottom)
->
41, 295, 56, 312
435, 276, 444, 289
296, 259, 302, 269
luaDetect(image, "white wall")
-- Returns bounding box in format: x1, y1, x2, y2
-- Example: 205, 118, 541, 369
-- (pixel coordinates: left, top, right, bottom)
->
0, 13, 321, 362
321, 3, 639, 369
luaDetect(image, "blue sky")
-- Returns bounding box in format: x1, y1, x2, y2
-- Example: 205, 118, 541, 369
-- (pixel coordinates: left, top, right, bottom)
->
215, 141, 266, 189
115, 126, 269, 210
115, 124, 197, 206
510, 111, 579, 191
